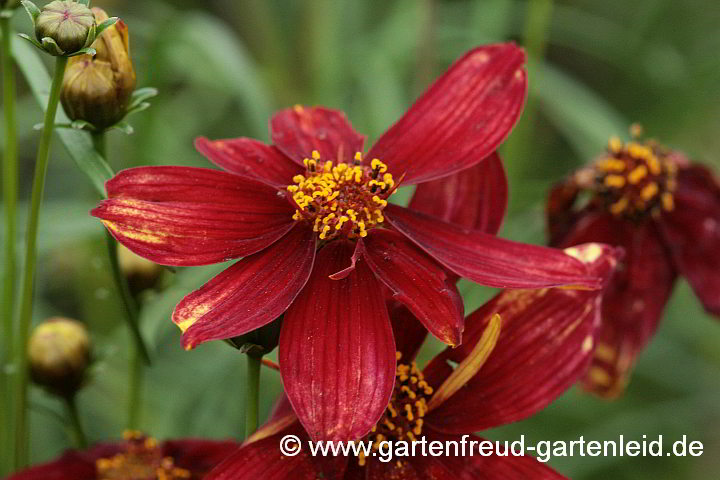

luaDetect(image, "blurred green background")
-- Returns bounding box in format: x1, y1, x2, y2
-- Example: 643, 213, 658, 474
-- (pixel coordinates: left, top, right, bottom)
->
2, 0, 720, 478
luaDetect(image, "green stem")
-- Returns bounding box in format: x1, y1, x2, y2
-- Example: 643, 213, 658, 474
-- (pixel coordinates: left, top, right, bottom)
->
14, 55, 68, 470
1, 14, 18, 477
245, 354, 262, 438
502, 0, 554, 185
65, 396, 87, 449
127, 339, 145, 429
91, 130, 149, 426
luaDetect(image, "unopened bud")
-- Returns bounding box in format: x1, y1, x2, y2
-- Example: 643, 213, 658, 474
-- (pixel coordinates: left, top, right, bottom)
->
29, 317, 91, 397
34, 1, 95, 55
61, 7, 136, 129
117, 243, 163, 295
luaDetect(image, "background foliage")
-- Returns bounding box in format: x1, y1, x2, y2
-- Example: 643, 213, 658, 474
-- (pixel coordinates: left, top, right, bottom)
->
2, 0, 719, 478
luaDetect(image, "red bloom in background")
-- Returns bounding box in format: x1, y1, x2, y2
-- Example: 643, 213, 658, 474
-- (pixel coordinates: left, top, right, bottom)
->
205, 244, 620, 480
92, 43, 602, 442
547, 134, 720, 397
6, 432, 238, 480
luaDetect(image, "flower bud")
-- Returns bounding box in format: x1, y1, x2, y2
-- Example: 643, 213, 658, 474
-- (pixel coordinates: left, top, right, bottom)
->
117, 243, 163, 295
60, 6, 136, 129
34, 1, 95, 55
28, 317, 91, 398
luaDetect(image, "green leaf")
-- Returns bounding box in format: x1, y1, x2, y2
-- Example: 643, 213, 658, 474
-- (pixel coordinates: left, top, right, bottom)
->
13, 37, 114, 196
535, 62, 629, 160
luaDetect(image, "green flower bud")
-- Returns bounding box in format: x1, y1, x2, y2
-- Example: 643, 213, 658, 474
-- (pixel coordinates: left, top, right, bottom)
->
61, 7, 136, 129
35, 1, 94, 55
28, 317, 91, 398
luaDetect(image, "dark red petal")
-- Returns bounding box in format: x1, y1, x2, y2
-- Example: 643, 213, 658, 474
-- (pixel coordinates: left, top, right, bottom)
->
279, 241, 396, 442
417, 431, 567, 480
174, 224, 316, 349
386, 204, 600, 289
424, 244, 620, 432
6, 444, 123, 480
162, 439, 240, 477
660, 164, 720, 315
271, 106, 365, 165
206, 425, 319, 480
91, 166, 295, 266
408, 152, 508, 234
367, 44, 527, 185
195, 137, 302, 187
363, 229, 464, 346
388, 302, 429, 363
558, 213, 676, 397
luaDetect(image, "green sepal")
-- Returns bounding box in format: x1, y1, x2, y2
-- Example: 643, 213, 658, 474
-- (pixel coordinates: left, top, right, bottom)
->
76, 0, 90, 6
40, 36, 64, 56
20, 0, 39, 25
129, 87, 159, 108
110, 121, 134, 135
66, 46, 95, 57
70, 119, 96, 131
94, 16, 118, 39
17, 32, 44, 51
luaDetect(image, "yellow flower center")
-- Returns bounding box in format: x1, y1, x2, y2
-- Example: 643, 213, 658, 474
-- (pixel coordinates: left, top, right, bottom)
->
357, 352, 433, 467
96, 431, 191, 480
287, 150, 395, 240
589, 137, 677, 217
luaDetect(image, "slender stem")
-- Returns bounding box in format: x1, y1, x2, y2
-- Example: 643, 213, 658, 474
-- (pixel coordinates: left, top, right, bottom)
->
127, 338, 145, 429
64, 396, 87, 449
1, 15, 18, 477
244, 354, 262, 438
14, 55, 68, 470
91, 129, 150, 426
91, 130, 106, 157
502, 0, 554, 184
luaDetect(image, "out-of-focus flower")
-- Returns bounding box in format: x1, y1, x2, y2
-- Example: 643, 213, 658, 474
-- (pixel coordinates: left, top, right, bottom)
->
7, 431, 239, 480
117, 243, 163, 296
61, 7, 136, 130
28, 317, 90, 398
205, 244, 619, 480
92, 43, 604, 442
547, 133, 720, 397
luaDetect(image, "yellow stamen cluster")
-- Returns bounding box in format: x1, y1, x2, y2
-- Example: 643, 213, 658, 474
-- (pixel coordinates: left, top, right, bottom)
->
590, 136, 677, 218
287, 151, 394, 240
357, 352, 433, 467
96, 431, 191, 480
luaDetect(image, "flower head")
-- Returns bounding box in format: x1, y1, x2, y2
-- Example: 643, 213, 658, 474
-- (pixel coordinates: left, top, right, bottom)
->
61, 7, 136, 129
7, 432, 239, 480
28, 317, 91, 398
205, 244, 619, 479
547, 132, 720, 397
92, 44, 605, 442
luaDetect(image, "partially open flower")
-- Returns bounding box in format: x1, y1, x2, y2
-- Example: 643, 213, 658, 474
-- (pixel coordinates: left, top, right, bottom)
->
61, 7, 136, 130
117, 243, 162, 296
28, 317, 91, 398
34, 1, 95, 54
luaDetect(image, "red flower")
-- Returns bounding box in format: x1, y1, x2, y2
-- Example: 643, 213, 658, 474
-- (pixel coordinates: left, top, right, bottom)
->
204, 244, 620, 480
6, 432, 238, 480
92, 44, 602, 442
547, 134, 720, 397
